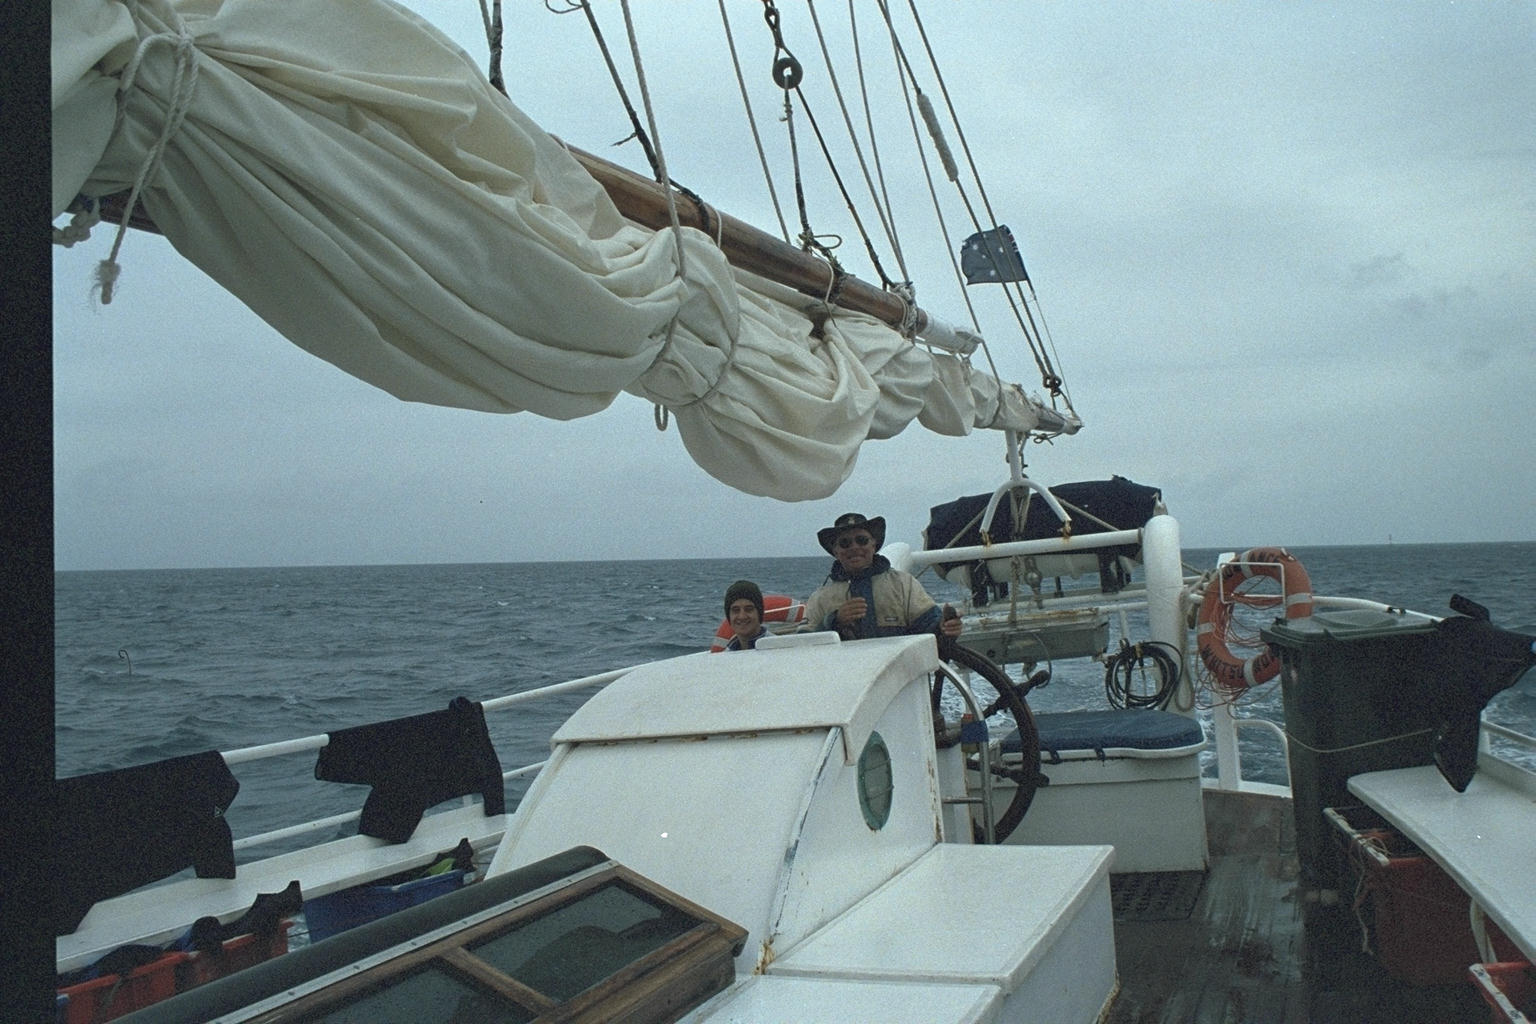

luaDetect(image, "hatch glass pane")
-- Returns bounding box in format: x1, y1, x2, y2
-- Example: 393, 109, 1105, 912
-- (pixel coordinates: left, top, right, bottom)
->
469, 880, 698, 1000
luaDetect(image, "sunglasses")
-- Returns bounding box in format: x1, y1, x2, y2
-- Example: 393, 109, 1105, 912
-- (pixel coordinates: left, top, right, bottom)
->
836, 534, 874, 549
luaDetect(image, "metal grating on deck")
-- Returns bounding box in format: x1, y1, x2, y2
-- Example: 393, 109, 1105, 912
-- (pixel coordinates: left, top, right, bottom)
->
1111, 870, 1206, 922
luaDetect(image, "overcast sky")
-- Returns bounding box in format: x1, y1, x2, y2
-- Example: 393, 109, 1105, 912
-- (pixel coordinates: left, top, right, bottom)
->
52, 1, 1534, 570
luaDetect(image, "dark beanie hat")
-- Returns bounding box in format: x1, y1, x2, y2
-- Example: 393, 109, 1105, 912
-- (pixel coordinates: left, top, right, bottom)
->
724, 580, 765, 617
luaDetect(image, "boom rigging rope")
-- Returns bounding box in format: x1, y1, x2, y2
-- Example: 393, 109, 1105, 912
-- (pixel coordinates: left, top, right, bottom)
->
803, 0, 910, 285
553, 0, 1075, 423
867, 9, 1005, 391
849, 0, 908, 286
716, 0, 793, 244
761, 0, 895, 294
886, 0, 1071, 407
476, 0, 504, 94
566, 1, 661, 177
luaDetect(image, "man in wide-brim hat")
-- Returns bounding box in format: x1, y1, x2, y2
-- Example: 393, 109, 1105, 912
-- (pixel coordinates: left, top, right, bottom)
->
803, 512, 962, 643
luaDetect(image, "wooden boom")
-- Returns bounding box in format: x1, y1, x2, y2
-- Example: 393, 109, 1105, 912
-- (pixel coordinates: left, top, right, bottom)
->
566, 145, 932, 336
94, 142, 932, 338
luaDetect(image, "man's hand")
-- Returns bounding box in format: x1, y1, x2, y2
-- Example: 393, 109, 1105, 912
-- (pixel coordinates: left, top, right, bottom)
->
835, 597, 868, 627
940, 604, 963, 638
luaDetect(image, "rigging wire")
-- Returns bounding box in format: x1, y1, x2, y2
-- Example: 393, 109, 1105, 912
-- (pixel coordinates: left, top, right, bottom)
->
565, 0, 718, 242
873, 16, 979, 335
476, 0, 504, 94
883, 0, 1072, 408
541, 1, 1073, 421
849, 5, 1011, 390
614, 0, 692, 433
760, 0, 894, 293
613, 2, 683, 269
803, 0, 910, 285
715, 0, 793, 244
773, 54, 846, 290
869, 6, 1018, 394
849, 0, 905, 285
569, 1, 661, 175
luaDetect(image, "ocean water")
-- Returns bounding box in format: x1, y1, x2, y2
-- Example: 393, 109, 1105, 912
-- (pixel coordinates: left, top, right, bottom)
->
54, 542, 1536, 852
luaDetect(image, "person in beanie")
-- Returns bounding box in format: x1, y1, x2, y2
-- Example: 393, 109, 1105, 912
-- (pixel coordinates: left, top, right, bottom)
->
803, 512, 962, 643
723, 579, 766, 651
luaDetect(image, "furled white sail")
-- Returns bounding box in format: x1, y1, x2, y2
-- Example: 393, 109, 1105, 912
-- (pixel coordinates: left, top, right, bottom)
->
51, 0, 1070, 500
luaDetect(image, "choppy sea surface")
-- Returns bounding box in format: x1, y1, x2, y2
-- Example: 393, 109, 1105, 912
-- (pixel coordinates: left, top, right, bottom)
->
55, 543, 1536, 853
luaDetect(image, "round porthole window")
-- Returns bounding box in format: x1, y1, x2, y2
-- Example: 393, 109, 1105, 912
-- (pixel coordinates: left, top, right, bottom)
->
857, 731, 893, 830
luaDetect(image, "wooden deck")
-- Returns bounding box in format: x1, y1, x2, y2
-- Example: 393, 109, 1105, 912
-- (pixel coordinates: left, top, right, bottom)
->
1106, 789, 1490, 1024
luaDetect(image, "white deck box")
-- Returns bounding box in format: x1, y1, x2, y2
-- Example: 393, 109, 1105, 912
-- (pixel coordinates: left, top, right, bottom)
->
992, 709, 1208, 873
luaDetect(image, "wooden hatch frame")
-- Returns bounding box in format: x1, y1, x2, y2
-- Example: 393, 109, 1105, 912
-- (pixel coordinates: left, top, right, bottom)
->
245, 862, 747, 1024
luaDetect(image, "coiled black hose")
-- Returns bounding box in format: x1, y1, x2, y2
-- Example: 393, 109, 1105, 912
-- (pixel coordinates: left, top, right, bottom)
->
1103, 638, 1180, 710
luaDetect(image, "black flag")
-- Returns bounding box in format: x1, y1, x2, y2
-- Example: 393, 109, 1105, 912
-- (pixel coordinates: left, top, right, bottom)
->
961, 225, 1029, 284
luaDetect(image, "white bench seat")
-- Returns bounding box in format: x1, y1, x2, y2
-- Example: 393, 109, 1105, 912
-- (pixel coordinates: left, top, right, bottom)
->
1347, 760, 1536, 965
57, 804, 507, 974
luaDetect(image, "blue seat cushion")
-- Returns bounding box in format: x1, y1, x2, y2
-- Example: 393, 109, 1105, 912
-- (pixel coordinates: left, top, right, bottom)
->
1002, 709, 1205, 759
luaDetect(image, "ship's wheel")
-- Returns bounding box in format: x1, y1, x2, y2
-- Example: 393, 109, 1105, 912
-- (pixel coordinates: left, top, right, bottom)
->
932, 643, 1047, 844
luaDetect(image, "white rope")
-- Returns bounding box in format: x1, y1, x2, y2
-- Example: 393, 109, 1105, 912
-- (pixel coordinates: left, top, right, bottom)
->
891, 280, 918, 338
52, 200, 102, 248
618, 1, 738, 426
95, 0, 201, 304
618, 0, 683, 275
864, 4, 1011, 418
617, 0, 688, 432
849, 0, 904, 278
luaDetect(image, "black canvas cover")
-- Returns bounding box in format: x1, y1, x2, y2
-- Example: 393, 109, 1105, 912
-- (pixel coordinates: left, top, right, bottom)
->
924, 476, 1162, 601
315, 697, 504, 843
1427, 596, 1536, 791
55, 751, 240, 935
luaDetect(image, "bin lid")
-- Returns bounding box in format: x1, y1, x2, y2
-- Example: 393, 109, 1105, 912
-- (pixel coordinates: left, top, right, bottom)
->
1260, 607, 1437, 647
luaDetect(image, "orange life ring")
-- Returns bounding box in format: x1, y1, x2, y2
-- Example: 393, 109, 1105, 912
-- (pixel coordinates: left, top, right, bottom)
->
709, 594, 806, 652
1196, 547, 1312, 689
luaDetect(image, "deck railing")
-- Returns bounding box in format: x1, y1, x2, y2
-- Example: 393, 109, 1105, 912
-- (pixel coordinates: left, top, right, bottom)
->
211, 528, 1536, 858
222, 668, 629, 855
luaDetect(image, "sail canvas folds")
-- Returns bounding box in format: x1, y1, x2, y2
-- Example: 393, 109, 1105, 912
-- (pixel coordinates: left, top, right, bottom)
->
52, 0, 1061, 500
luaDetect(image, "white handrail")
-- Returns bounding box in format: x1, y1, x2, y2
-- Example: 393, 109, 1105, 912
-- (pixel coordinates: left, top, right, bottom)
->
1483, 719, 1536, 746
907, 529, 1145, 570
221, 667, 631, 766
480, 667, 633, 712
219, 670, 633, 853
231, 763, 550, 853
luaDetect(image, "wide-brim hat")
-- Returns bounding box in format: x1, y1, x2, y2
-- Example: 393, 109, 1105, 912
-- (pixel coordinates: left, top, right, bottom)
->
817, 512, 886, 555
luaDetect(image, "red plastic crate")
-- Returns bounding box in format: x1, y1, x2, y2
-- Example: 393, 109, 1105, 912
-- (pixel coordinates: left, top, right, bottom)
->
1471, 962, 1536, 1023
176, 919, 292, 992
1331, 805, 1519, 986
57, 951, 189, 1024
